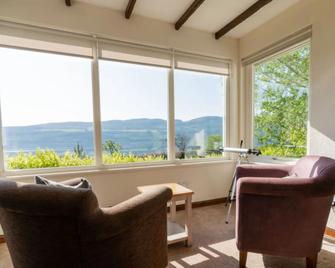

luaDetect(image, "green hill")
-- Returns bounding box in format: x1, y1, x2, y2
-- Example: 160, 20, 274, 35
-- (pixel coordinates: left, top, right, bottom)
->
4, 116, 223, 156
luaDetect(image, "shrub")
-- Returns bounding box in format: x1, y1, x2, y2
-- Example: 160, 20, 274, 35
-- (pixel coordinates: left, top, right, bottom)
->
103, 152, 166, 164
6, 149, 166, 169
258, 145, 306, 158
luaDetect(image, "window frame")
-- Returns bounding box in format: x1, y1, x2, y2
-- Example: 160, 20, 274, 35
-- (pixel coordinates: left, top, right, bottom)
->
0, 22, 232, 176
98, 58, 170, 165
173, 68, 229, 161
246, 40, 311, 163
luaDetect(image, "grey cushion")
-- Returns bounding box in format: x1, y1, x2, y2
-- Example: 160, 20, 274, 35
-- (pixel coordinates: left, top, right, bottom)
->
35, 176, 91, 189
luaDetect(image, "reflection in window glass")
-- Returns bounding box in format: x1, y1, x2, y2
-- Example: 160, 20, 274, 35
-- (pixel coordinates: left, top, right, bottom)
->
99, 60, 168, 164
0, 47, 94, 169
174, 69, 226, 159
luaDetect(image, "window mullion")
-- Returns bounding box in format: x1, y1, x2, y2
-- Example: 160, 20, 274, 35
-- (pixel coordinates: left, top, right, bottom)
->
167, 51, 176, 161
92, 40, 103, 167
0, 99, 6, 176
225, 73, 231, 148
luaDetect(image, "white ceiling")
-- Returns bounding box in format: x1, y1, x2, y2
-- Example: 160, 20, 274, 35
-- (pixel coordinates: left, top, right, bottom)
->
76, 0, 300, 38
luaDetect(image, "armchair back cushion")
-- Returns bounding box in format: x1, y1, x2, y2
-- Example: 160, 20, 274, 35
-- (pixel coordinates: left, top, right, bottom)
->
291, 155, 335, 178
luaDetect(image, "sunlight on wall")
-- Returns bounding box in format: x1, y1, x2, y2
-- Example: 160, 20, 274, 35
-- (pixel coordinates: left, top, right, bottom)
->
309, 128, 335, 159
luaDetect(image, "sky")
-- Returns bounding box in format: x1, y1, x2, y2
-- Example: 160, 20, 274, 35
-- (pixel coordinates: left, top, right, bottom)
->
0, 47, 226, 127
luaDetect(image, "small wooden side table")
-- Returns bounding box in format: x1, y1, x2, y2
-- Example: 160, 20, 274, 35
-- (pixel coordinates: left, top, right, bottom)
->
137, 183, 194, 247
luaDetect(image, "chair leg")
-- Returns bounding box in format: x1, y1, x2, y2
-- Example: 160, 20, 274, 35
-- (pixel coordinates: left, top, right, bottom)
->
306, 254, 318, 268
239, 251, 248, 268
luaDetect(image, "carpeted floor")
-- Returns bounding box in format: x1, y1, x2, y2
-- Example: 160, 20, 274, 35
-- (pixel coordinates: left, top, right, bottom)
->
168, 204, 335, 268
0, 204, 334, 268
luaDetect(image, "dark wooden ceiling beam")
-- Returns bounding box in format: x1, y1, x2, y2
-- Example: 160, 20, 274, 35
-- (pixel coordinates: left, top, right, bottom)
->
65, 0, 71, 7
175, 0, 206, 30
215, 0, 273, 40
125, 0, 137, 19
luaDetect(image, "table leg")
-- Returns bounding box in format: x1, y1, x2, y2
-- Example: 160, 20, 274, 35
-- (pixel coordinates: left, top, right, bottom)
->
170, 199, 176, 222
185, 195, 192, 247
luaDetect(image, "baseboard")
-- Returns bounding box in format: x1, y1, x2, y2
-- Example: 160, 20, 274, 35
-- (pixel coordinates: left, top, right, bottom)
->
0, 235, 5, 244
325, 227, 335, 239
168, 197, 227, 212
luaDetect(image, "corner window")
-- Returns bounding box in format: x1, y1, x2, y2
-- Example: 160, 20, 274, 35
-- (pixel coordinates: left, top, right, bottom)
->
253, 43, 310, 158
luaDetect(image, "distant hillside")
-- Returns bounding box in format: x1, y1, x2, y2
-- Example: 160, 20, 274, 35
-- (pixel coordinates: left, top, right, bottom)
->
4, 116, 223, 155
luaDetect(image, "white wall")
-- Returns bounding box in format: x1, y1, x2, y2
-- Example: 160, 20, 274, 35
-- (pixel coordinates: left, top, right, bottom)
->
12, 162, 235, 207
0, 0, 239, 207
239, 0, 335, 229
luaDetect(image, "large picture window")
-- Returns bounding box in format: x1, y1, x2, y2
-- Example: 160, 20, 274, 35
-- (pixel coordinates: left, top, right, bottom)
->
174, 70, 226, 159
99, 61, 168, 164
253, 43, 310, 158
0, 22, 230, 172
0, 47, 94, 169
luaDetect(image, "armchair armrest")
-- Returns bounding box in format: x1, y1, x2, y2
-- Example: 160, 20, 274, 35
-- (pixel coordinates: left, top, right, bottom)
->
236, 164, 292, 179
61, 178, 84, 186
237, 176, 333, 198
82, 186, 172, 241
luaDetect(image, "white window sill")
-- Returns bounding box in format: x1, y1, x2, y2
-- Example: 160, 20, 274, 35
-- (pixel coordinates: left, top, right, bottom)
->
248, 155, 299, 165
2, 158, 234, 180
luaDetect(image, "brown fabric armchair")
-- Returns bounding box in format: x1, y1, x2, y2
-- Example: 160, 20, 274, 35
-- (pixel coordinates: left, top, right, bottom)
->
236, 156, 335, 268
0, 178, 172, 268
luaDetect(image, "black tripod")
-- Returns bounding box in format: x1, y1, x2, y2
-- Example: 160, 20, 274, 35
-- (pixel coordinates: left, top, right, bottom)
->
224, 151, 248, 224
220, 141, 261, 224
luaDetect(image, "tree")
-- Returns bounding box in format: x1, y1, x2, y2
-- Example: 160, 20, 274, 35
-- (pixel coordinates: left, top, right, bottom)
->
254, 45, 310, 157
175, 134, 191, 159
73, 143, 86, 158
207, 135, 222, 153
103, 139, 122, 155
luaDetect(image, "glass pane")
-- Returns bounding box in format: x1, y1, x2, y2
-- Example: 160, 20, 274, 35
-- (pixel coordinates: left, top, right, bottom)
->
0, 47, 94, 169
174, 69, 226, 159
99, 60, 168, 164
253, 44, 310, 158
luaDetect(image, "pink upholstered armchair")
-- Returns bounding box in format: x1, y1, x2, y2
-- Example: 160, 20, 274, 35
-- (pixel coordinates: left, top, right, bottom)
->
236, 155, 335, 268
